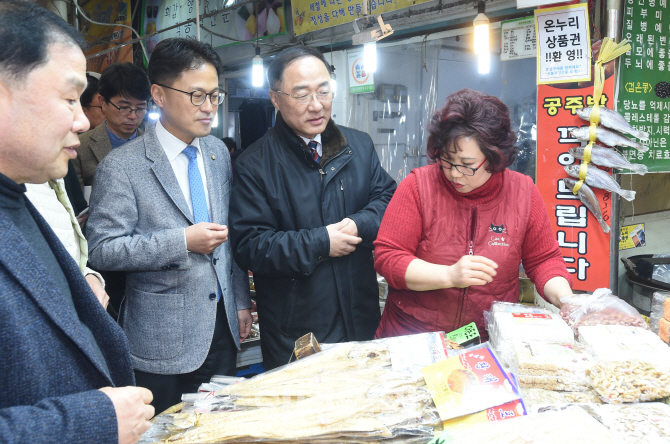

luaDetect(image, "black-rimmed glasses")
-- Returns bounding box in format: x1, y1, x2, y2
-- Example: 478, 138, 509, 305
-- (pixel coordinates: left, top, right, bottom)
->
273, 90, 334, 104
156, 83, 226, 106
438, 157, 487, 176
106, 100, 147, 117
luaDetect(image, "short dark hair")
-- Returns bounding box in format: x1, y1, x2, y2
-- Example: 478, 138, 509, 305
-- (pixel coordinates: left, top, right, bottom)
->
98, 63, 151, 103
267, 46, 330, 90
80, 74, 100, 107
426, 89, 518, 173
0, 0, 85, 83
148, 38, 223, 86
222, 137, 237, 152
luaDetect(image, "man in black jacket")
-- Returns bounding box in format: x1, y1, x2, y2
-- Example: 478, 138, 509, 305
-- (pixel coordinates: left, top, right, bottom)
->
229, 47, 397, 369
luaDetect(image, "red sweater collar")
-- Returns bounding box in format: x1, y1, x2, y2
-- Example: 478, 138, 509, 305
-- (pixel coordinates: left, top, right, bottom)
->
436, 163, 505, 206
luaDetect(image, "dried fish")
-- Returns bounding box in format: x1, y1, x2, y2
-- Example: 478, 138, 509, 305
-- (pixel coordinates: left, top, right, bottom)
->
576, 107, 650, 141
563, 178, 610, 233
564, 164, 636, 201
569, 146, 648, 175
570, 126, 648, 152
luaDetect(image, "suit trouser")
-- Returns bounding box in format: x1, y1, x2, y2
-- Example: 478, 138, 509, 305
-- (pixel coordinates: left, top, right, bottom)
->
134, 300, 237, 415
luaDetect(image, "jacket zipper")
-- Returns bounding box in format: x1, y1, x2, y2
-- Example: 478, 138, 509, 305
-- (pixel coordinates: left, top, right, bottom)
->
340, 179, 347, 214
318, 146, 349, 182
455, 206, 477, 328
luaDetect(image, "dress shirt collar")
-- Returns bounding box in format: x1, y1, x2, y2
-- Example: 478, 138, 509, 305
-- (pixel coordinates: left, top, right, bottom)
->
155, 119, 201, 161
106, 123, 138, 149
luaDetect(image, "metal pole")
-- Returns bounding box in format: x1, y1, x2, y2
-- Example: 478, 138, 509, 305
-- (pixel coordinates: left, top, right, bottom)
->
607, 0, 622, 294
196, 0, 201, 41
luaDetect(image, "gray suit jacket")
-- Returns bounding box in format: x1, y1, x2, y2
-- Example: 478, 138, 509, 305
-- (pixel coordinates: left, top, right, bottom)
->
86, 125, 251, 374
74, 122, 144, 190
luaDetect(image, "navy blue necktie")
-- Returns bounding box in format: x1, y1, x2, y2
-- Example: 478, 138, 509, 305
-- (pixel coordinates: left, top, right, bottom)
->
182, 145, 209, 224
308, 140, 320, 163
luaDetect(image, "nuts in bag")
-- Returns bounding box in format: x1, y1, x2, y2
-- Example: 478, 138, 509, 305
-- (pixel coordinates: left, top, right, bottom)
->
559, 288, 648, 333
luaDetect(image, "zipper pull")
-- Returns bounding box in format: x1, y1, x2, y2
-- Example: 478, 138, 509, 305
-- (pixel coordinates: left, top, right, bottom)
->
469, 240, 474, 256
319, 169, 326, 182
340, 180, 344, 191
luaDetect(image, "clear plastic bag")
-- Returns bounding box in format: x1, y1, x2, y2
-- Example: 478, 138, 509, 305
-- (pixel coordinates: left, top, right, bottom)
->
518, 373, 591, 392
588, 360, 670, 404
596, 403, 670, 444
559, 288, 648, 332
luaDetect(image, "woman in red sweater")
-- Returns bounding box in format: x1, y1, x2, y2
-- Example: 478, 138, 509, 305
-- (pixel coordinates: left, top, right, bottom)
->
374, 89, 573, 340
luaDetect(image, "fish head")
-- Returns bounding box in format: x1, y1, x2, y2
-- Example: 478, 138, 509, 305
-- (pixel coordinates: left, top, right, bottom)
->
568, 147, 580, 157
576, 108, 588, 120
569, 126, 587, 138
563, 178, 577, 188
564, 165, 579, 177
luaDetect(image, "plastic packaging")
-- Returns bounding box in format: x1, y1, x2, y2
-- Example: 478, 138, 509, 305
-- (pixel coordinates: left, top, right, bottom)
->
650, 292, 670, 333
560, 289, 648, 332
578, 325, 670, 366
490, 301, 551, 314
518, 374, 591, 392
514, 342, 595, 377
596, 403, 670, 444
588, 360, 670, 403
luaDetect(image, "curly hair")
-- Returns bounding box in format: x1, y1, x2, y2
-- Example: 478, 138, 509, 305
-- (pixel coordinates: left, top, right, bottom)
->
426, 89, 518, 173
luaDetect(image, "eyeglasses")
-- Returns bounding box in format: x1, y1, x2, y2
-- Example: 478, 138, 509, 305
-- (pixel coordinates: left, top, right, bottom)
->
106, 100, 147, 117
274, 90, 334, 104
156, 83, 226, 106
438, 157, 487, 176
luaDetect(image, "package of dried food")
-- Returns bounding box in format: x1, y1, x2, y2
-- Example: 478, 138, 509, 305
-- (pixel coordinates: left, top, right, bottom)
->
518, 373, 590, 392
521, 388, 603, 411
514, 341, 595, 376
486, 311, 575, 346
660, 318, 670, 344
596, 403, 670, 443
560, 289, 648, 332
429, 406, 617, 444
490, 301, 551, 314
651, 291, 670, 319
587, 360, 670, 403
578, 325, 670, 367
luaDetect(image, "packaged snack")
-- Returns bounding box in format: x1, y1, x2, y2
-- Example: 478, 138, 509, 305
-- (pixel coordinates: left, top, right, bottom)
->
560, 289, 648, 332
487, 311, 575, 346
578, 325, 670, 367
587, 360, 670, 403
490, 301, 551, 314
518, 374, 590, 392
514, 342, 595, 376
596, 403, 670, 443
659, 317, 670, 344
650, 291, 670, 321
521, 388, 603, 410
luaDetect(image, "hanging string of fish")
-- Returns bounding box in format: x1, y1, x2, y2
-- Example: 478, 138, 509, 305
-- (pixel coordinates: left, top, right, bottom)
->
564, 37, 642, 234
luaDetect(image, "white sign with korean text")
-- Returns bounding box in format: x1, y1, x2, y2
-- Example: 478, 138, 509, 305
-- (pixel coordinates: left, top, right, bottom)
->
535, 3, 591, 85
501, 17, 537, 61
348, 49, 375, 94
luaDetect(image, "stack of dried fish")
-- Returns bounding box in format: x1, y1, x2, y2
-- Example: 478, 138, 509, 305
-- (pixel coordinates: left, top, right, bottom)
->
141, 338, 452, 444
565, 106, 649, 233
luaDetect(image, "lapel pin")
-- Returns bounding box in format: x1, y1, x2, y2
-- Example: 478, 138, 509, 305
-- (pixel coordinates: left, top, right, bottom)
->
211, 154, 216, 160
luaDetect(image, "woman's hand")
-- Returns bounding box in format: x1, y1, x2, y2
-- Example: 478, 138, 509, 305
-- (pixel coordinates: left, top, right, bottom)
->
447, 255, 498, 288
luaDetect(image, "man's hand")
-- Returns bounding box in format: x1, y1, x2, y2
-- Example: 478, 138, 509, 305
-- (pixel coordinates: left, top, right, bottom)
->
99, 386, 154, 444
338, 218, 358, 237
447, 255, 498, 288
238, 308, 252, 341
185, 223, 228, 254
326, 220, 362, 257
85, 274, 109, 309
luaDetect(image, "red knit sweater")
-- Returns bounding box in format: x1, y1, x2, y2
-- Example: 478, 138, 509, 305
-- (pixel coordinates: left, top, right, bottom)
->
374, 169, 572, 299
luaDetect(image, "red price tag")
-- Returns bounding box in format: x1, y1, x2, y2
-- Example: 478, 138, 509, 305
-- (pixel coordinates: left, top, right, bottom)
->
511, 313, 552, 319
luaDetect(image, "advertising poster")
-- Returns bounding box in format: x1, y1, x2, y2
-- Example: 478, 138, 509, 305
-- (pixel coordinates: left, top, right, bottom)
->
81, 0, 133, 73
619, 223, 646, 250
141, 0, 286, 57
616, 0, 670, 172
291, 0, 432, 36
348, 49, 374, 94
535, 3, 591, 84
501, 17, 537, 61
536, 73, 614, 290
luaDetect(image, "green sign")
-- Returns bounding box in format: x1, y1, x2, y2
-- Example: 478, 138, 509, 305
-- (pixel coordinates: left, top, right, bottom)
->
445, 322, 480, 347
617, 0, 670, 172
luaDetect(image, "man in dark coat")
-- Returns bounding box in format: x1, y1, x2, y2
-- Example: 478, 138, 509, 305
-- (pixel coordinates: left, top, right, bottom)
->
229, 47, 397, 369
0, 2, 153, 443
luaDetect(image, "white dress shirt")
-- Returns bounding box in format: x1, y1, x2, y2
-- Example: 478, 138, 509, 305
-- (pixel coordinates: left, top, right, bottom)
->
299, 133, 322, 157
155, 119, 211, 220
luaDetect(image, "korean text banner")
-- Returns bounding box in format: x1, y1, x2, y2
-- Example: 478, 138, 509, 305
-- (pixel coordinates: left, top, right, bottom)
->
292, 0, 432, 36
535, 3, 591, 85
82, 0, 133, 73
617, 0, 670, 173
141, 0, 286, 56
536, 76, 614, 290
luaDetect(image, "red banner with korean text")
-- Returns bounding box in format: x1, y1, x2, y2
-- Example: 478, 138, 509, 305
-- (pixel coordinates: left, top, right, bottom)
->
536, 76, 613, 291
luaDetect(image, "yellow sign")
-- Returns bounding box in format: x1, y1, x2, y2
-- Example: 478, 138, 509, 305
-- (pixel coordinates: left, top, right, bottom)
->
81, 0, 133, 73
619, 223, 646, 250
292, 0, 433, 36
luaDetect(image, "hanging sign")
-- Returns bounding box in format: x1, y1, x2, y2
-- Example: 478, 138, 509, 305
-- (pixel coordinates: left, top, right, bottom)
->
348, 49, 374, 94
501, 17, 537, 61
619, 223, 646, 250
616, 0, 670, 173
292, 0, 433, 36
535, 3, 591, 84
140, 0, 286, 57
82, 0, 133, 73
536, 74, 615, 291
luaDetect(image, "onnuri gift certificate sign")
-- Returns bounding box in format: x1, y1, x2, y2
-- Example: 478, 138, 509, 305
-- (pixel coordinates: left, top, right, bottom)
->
535, 3, 591, 85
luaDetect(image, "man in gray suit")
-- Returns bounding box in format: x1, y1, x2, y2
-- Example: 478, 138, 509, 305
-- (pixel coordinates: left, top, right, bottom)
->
87, 38, 252, 414
74, 63, 151, 190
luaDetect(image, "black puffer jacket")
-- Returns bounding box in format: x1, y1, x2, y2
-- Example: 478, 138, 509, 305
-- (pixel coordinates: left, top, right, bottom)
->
230, 113, 396, 369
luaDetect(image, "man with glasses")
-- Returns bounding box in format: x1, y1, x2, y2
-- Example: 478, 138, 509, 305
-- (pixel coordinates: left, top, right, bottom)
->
229, 46, 397, 369
74, 63, 151, 190
86, 38, 251, 414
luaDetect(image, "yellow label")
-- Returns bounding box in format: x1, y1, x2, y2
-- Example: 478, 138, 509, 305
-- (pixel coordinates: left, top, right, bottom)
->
619, 223, 645, 250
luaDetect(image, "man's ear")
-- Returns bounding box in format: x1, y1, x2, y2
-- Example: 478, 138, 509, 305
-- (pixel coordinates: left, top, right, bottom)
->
151, 84, 165, 109
269, 90, 281, 111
